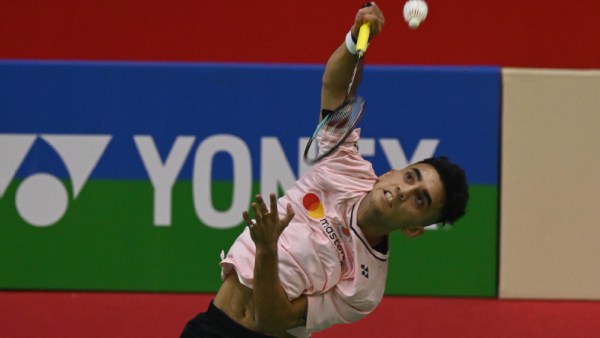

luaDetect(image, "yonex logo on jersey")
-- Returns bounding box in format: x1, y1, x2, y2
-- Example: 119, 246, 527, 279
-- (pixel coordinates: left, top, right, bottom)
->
361, 264, 369, 278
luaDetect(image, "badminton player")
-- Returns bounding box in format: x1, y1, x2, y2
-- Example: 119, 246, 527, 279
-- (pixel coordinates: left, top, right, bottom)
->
181, 2, 468, 337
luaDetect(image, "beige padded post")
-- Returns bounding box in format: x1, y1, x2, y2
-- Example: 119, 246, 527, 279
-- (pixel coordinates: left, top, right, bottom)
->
500, 68, 600, 299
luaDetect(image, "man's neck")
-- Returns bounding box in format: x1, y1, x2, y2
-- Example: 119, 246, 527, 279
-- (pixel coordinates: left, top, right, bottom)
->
356, 191, 389, 248
366, 233, 387, 249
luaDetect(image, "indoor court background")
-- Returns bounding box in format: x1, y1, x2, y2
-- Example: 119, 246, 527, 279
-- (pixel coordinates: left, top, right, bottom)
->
1, 1, 600, 337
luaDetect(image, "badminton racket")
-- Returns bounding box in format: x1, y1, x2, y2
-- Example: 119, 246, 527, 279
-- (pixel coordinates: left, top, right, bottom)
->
303, 22, 371, 164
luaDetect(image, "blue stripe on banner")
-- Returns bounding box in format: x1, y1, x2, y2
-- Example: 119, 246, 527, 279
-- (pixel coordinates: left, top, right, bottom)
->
0, 61, 499, 184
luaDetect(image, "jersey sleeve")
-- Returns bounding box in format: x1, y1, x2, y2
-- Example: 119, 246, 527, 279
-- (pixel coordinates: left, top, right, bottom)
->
305, 282, 380, 333
316, 127, 361, 155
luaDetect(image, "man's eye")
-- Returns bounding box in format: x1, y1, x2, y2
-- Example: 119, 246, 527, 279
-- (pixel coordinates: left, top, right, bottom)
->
405, 173, 413, 182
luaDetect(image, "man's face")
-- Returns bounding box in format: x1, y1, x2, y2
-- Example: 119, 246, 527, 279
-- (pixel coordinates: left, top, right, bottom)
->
370, 163, 445, 232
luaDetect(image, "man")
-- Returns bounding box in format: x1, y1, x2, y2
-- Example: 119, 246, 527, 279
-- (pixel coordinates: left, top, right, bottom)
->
182, 2, 468, 337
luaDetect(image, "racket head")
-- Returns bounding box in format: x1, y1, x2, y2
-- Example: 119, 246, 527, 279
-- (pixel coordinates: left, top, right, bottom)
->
303, 96, 366, 165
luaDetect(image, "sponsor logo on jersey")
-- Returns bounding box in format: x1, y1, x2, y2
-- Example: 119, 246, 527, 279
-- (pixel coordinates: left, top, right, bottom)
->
302, 192, 346, 263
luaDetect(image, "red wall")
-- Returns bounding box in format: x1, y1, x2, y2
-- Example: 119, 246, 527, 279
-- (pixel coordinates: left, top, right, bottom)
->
2, 0, 600, 337
1, 0, 599, 68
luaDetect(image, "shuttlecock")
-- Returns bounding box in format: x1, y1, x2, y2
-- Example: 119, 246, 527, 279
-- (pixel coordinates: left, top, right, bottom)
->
403, 0, 428, 29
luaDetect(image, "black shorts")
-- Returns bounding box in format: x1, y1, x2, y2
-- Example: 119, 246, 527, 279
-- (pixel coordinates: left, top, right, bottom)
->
180, 301, 275, 338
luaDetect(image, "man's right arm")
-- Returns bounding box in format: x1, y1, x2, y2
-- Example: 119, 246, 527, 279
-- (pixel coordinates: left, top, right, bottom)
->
320, 2, 385, 120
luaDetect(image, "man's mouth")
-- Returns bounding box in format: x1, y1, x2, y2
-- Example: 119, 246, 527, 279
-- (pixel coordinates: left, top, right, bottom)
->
384, 191, 393, 207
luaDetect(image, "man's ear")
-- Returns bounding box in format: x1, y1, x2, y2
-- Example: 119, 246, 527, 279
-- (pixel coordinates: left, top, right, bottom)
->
401, 225, 424, 238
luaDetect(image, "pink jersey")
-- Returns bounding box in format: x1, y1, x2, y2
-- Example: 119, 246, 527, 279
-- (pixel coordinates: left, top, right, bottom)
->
221, 129, 389, 337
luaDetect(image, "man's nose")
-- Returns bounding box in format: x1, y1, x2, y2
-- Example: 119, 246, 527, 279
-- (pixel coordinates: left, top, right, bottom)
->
397, 185, 416, 200
396, 186, 408, 201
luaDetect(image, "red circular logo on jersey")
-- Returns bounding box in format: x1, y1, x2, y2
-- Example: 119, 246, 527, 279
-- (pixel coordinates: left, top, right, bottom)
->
303, 193, 324, 219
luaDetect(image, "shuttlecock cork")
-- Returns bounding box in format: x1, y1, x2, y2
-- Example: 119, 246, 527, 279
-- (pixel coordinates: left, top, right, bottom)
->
403, 0, 428, 29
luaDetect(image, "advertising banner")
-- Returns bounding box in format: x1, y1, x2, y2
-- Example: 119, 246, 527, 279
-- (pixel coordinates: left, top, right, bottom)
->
0, 61, 499, 296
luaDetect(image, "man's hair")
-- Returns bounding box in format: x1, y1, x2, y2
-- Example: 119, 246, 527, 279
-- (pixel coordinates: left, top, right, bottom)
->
418, 156, 469, 225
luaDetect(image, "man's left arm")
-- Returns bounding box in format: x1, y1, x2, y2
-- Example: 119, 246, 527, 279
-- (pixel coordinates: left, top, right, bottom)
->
242, 193, 307, 333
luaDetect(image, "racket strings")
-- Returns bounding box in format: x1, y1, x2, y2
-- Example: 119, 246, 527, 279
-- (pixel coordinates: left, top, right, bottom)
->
322, 98, 363, 133
303, 56, 366, 164
312, 96, 365, 156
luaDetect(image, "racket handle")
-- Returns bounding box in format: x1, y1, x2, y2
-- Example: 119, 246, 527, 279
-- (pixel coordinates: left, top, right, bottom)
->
356, 22, 371, 57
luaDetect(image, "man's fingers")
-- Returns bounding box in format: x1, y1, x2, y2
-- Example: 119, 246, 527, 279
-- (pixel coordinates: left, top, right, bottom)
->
242, 211, 255, 228
355, 2, 384, 36
251, 202, 262, 221
269, 193, 278, 217
249, 193, 293, 231
281, 203, 295, 226
255, 195, 269, 215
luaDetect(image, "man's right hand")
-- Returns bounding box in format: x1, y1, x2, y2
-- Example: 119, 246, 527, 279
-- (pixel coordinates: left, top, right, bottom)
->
350, 2, 385, 42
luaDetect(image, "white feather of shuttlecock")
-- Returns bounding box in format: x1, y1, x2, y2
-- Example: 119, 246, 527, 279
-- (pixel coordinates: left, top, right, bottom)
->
403, 0, 428, 29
